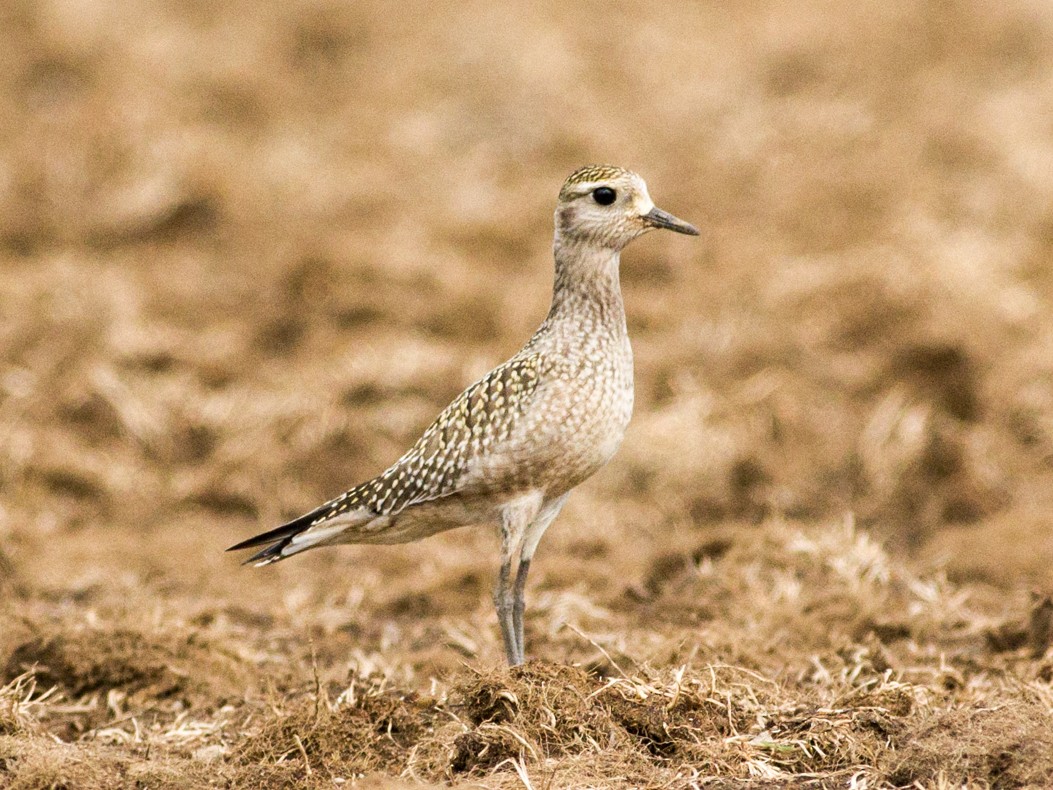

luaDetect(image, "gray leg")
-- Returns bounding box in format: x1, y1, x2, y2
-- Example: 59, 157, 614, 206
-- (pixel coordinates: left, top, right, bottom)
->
495, 494, 543, 666
493, 557, 519, 665
511, 557, 532, 663
511, 494, 569, 664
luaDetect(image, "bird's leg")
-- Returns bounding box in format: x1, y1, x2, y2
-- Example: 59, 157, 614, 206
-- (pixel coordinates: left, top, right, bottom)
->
510, 493, 569, 665
494, 513, 523, 666
493, 554, 521, 665
495, 496, 547, 666
511, 556, 531, 663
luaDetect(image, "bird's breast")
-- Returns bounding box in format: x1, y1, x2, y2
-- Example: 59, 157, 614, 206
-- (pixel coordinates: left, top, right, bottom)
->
507, 336, 634, 494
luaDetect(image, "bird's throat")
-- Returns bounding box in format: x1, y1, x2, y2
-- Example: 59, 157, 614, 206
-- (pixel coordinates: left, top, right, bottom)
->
549, 239, 625, 326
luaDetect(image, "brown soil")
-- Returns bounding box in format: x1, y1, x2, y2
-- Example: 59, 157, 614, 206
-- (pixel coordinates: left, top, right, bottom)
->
3, 0, 1053, 787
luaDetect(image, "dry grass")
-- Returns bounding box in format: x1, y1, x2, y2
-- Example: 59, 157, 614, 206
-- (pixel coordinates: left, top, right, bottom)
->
3, 0, 1053, 786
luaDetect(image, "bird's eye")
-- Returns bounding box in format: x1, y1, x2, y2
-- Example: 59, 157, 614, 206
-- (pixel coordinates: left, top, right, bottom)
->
592, 187, 616, 205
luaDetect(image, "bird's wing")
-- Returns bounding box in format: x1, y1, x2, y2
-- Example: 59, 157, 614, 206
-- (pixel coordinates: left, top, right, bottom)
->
229, 351, 546, 562
331, 351, 545, 515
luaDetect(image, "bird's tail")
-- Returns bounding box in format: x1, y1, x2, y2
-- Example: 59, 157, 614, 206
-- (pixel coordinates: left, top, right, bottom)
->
226, 502, 338, 566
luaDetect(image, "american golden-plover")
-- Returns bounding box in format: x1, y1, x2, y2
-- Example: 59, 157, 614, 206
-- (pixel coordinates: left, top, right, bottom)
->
228, 165, 698, 665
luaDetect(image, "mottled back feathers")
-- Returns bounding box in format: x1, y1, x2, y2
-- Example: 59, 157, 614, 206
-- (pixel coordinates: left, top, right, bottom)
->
299, 353, 542, 523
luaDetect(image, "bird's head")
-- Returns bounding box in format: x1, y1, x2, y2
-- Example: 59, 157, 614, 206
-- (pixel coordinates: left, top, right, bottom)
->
554, 164, 699, 251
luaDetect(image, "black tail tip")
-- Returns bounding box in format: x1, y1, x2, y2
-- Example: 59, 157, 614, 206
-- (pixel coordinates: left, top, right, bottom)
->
244, 540, 289, 565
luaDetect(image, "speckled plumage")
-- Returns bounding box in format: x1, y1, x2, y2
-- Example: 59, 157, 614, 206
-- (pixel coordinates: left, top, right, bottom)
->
558, 164, 631, 199
228, 164, 698, 664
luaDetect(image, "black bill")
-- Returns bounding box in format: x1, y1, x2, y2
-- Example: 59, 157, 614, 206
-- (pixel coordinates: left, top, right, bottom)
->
643, 206, 699, 236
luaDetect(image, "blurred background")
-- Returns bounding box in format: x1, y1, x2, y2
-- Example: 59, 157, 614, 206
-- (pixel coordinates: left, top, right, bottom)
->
3, 0, 1052, 592
2, 0, 1053, 783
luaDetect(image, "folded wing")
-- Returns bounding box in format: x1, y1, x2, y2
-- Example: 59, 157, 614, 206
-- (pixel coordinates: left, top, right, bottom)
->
227, 352, 544, 564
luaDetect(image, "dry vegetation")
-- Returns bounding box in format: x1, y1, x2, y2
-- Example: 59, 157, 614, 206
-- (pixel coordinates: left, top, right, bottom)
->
2, 0, 1053, 787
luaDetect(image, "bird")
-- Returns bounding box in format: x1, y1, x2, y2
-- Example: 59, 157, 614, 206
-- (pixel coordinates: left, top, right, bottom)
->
227, 164, 698, 665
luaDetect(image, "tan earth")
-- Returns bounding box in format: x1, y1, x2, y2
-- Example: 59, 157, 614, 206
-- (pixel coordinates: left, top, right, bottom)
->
2, 1, 1053, 787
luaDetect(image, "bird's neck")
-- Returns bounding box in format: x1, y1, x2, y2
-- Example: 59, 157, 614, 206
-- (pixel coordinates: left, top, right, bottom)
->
547, 236, 626, 329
